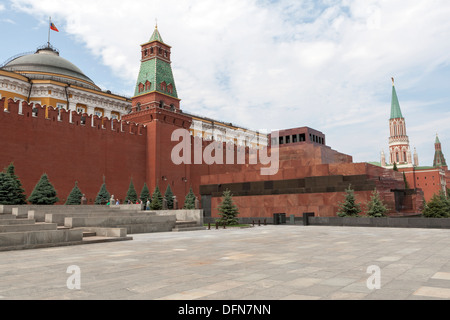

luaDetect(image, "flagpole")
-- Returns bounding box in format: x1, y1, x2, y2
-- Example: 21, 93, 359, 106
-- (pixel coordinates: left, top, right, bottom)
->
48, 16, 51, 48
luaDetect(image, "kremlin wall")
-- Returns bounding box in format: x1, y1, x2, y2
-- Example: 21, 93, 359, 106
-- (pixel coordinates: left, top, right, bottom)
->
0, 27, 426, 219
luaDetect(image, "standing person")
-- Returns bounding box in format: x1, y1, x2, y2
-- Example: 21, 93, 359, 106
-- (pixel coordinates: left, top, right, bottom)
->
116, 199, 120, 205
146, 199, 150, 210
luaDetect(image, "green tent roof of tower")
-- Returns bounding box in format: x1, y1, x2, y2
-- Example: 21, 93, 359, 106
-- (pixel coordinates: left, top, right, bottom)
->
134, 28, 178, 99
436, 134, 441, 144
149, 27, 164, 43
433, 134, 447, 167
390, 84, 403, 119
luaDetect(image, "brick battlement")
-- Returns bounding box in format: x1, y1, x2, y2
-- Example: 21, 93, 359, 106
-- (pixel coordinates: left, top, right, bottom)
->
0, 98, 147, 137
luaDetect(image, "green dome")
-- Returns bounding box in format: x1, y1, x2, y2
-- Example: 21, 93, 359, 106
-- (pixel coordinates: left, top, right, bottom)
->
2, 46, 98, 90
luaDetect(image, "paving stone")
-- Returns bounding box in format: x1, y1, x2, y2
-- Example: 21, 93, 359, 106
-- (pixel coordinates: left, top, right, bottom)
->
0, 225, 450, 300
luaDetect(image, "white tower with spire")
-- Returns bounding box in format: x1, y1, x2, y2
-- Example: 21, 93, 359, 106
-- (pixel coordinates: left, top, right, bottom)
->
385, 78, 414, 169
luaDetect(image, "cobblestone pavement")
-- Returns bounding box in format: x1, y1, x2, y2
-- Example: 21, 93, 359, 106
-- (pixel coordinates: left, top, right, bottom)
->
1, 225, 450, 300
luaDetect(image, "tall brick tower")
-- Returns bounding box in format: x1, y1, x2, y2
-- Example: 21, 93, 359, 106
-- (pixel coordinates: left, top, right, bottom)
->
388, 78, 413, 168
123, 25, 193, 203
131, 25, 181, 111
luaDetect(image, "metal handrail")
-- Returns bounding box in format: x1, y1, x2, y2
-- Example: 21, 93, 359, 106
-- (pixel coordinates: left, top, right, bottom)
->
0, 51, 34, 68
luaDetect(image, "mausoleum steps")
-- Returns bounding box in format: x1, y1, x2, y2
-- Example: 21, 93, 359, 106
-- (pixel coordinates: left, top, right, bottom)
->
172, 221, 206, 232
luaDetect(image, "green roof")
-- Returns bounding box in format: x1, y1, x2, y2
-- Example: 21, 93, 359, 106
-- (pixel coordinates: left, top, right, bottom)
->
134, 54, 178, 99
434, 134, 447, 167
436, 134, 441, 144
149, 27, 164, 43
390, 85, 403, 119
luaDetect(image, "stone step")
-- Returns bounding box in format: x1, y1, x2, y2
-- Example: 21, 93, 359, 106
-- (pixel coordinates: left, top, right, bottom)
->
0, 214, 16, 220
0, 219, 36, 225
172, 221, 205, 232
0, 223, 57, 233
172, 226, 206, 232
82, 231, 97, 237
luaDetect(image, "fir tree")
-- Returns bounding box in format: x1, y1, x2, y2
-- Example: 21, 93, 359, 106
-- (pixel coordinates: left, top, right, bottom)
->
216, 190, 239, 225
337, 185, 362, 217
124, 178, 138, 203
183, 187, 196, 209
27, 173, 59, 205
164, 184, 174, 209
4, 163, 26, 204
0, 171, 19, 205
95, 179, 110, 205
140, 183, 150, 202
422, 191, 450, 218
149, 186, 163, 210
367, 189, 388, 217
65, 181, 83, 205
403, 172, 409, 189
393, 162, 398, 171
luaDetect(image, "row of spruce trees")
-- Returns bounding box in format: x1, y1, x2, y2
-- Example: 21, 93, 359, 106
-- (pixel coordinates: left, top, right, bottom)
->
0, 163, 200, 208
337, 184, 450, 218
0, 164, 59, 205
337, 185, 388, 217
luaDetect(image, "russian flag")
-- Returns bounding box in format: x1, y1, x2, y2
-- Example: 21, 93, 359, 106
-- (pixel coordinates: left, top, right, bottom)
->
50, 22, 59, 32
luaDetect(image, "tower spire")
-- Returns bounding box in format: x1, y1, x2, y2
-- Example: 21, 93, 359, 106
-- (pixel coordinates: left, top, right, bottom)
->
387, 78, 413, 168
433, 134, 447, 167
390, 79, 403, 119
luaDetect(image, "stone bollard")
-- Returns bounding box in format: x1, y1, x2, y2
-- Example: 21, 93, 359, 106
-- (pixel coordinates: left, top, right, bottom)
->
173, 196, 178, 210
195, 197, 199, 209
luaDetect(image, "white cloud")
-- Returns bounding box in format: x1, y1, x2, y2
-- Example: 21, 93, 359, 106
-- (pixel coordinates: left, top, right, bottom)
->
8, 0, 450, 165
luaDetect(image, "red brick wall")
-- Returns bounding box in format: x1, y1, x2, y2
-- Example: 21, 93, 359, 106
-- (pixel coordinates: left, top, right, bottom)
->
0, 98, 147, 204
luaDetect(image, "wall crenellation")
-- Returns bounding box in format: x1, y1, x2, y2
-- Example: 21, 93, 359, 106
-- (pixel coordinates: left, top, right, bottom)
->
0, 98, 147, 137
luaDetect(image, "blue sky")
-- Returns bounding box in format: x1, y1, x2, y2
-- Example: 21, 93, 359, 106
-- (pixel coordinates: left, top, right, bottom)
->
2, 0, 450, 167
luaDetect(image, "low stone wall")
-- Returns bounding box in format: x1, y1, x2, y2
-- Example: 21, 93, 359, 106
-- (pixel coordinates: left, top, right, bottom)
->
44, 210, 157, 226
157, 209, 204, 226
0, 204, 125, 218
0, 229, 83, 250
64, 214, 177, 234
0, 223, 57, 233
307, 216, 450, 229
